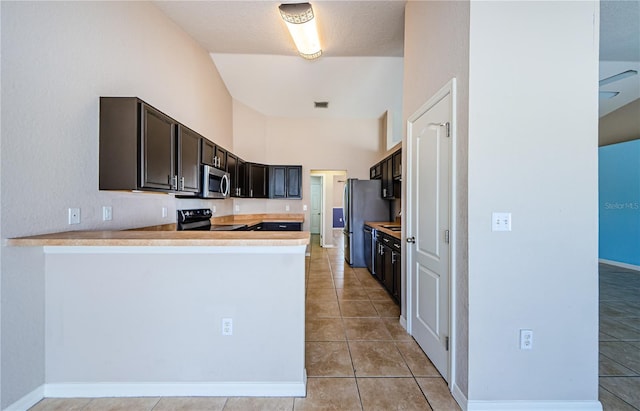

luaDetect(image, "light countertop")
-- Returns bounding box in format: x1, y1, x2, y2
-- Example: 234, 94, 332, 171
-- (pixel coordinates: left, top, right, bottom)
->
364, 221, 403, 240
7, 213, 309, 247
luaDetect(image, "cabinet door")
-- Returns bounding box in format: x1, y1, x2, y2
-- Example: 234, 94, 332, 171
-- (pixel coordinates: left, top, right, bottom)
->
227, 153, 238, 196
270, 166, 287, 198
382, 238, 394, 293
249, 164, 268, 198
237, 158, 247, 197
374, 238, 384, 282
177, 125, 201, 193
392, 149, 402, 179
392, 246, 401, 302
215, 146, 227, 170
201, 139, 215, 166
141, 104, 175, 190
383, 157, 395, 199
286, 166, 302, 198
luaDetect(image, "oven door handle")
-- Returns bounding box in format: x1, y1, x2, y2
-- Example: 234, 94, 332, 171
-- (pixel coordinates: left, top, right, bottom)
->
221, 174, 230, 197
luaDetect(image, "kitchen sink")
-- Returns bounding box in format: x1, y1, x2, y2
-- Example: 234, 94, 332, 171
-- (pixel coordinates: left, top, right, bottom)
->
380, 224, 401, 229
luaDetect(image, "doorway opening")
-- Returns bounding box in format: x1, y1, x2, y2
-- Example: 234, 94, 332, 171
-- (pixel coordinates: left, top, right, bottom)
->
310, 170, 347, 248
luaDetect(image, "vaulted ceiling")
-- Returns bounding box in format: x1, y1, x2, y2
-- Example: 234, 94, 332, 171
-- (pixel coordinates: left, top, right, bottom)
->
153, 1, 640, 119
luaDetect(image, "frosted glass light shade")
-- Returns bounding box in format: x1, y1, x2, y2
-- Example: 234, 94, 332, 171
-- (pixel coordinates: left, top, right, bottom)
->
279, 3, 322, 60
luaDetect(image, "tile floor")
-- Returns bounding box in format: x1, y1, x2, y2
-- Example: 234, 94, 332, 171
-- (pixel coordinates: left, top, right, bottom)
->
598, 263, 640, 411
30, 234, 459, 411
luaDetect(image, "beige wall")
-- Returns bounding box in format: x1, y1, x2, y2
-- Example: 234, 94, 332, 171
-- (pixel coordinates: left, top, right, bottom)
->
403, 0, 470, 396
231, 105, 381, 235
599, 98, 640, 146
466, 1, 599, 404
1, 2, 232, 407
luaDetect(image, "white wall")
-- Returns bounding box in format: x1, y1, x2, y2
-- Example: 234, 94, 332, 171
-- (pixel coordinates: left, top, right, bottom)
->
1, 2, 233, 407
45, 248, 305, 395
403, 0, 470, 396
467, 1, 599, 404
232, 105, 381, 233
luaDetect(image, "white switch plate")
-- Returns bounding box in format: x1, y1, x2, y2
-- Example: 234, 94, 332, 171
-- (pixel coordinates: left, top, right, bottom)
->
235, 205, 240, 212
102, 206, 112, 221
212, 205, 216, 213
492, 212, 512, 231
520, 329, 533, 350
68, 208, 81, 225
303, 204, 307, 211
285, 204, 290, 211
222, 318, 233, 336
161, 207, 168, 218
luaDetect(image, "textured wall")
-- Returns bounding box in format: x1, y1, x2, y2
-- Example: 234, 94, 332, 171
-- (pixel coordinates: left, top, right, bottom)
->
1, 1, 232, 407
403, 0, 471, 397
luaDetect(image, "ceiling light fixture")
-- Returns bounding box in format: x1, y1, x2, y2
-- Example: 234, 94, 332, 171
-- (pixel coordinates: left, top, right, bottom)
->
279, 2, 322, 60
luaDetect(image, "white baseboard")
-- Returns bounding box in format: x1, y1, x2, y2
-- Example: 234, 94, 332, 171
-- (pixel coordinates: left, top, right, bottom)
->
451, 383, 468, 411
5, 384, 45, 411
43, 380, 306, 398
599, 259, 640, 272
399, 315, 408, 331
466, 400, 602, 411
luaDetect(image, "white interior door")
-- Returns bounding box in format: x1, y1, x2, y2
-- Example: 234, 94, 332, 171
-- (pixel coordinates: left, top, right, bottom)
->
407, 81, 454, 382
310, 177, 322, 235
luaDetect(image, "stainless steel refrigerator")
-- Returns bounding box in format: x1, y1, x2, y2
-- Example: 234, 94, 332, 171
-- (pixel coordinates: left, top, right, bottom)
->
343, 179, 390, 267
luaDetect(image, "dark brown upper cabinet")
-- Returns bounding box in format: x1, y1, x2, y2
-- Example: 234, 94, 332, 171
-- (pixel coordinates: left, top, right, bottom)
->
99, 97, 200, 196
201, 138, 227, 170
248, 163, 269, 198
269, 165, 302, 199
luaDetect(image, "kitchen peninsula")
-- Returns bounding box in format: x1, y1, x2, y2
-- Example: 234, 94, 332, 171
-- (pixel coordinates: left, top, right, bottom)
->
7, 222, 310, 399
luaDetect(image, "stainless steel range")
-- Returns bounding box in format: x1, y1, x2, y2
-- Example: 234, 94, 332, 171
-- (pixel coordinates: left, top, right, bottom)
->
176, 208, 247, 231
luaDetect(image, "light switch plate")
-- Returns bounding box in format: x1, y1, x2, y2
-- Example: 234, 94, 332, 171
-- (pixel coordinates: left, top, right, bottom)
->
492, 212, 512, 231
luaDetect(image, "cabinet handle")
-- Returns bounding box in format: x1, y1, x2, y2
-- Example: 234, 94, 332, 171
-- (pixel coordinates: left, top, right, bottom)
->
250, 189, 253, 197
383, 188, 387, 197
172, 175, 178, 190
278, 225, 287, 228
180, 177, 185, 191
406, 237, 416, 243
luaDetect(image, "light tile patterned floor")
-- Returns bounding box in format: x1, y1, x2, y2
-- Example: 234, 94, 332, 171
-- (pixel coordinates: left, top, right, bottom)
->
30, 235, 459, 411
599, 263, 640, 411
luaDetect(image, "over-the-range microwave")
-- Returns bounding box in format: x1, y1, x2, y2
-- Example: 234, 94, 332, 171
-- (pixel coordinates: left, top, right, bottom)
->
201, 164, 230, 199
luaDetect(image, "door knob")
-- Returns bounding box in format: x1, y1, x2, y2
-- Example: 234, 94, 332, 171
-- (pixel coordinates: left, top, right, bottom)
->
406, 237, 416, 243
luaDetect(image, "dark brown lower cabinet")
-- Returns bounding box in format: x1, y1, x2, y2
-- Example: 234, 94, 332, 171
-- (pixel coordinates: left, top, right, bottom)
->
374, 232, 401, 304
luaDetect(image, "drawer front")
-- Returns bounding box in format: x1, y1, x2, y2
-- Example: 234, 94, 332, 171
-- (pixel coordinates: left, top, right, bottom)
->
262, 222, 302, 231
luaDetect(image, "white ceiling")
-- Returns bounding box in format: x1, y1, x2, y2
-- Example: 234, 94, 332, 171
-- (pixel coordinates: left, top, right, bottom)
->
153, 0, 640, 120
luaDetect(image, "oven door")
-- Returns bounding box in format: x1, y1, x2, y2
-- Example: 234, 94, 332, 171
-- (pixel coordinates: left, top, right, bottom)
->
201, 165, 230, 199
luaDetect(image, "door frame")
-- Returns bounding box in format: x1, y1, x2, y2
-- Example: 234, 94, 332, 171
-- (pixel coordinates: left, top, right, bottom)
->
309, 174, 325, 240
405, 78, 457, 388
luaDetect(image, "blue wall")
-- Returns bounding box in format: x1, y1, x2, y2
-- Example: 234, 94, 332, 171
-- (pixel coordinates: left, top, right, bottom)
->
599, 139, 640, 267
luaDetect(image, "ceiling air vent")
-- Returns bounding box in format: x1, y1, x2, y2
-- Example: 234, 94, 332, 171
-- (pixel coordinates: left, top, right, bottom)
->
314, 101, 329, 109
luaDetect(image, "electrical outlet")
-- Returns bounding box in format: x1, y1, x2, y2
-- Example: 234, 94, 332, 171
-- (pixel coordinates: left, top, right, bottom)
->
102, 206, 112, 221
162, 207, 168, 218
520, 329, 533, 350
68, 208, 81, 225
212, 205, 216, 213
222, 318, 233, 336
303, 204, 307, 211
235, 205, 240, 212
285, 204, 290, 211
492, 212, 512, 231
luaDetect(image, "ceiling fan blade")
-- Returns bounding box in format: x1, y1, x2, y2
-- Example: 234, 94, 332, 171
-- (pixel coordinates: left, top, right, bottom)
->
599, 70, 638, 87
599, 91, 620, 99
